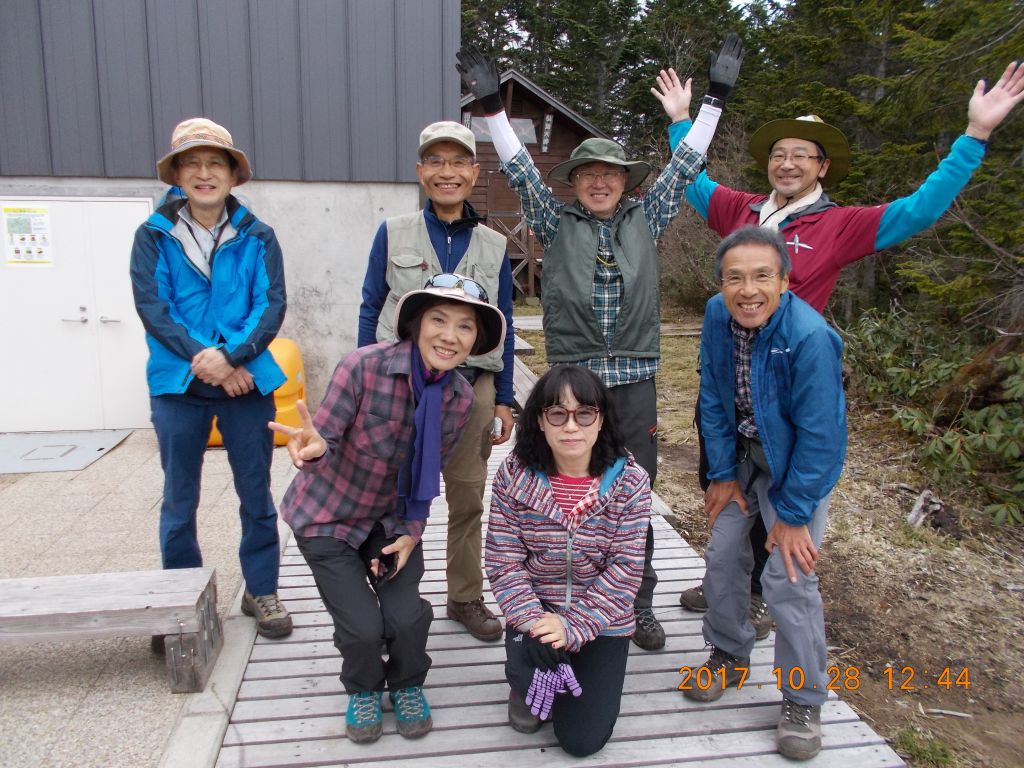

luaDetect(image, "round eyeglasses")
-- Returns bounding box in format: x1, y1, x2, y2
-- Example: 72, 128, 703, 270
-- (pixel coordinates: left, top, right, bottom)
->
542, 405, 600, 427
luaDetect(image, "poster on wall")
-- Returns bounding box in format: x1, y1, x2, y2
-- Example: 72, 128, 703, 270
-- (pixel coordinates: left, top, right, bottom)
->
4, 205, 53, 266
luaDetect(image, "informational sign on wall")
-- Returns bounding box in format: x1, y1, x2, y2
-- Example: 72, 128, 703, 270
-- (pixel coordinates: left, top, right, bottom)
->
4, 205, 53, 266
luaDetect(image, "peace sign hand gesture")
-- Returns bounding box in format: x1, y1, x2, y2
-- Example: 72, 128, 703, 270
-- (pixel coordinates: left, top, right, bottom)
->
268, 400, 327, 469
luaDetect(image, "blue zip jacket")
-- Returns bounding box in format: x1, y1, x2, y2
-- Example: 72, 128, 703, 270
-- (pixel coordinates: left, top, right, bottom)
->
130, 195, 287, 396
699, 292, 847, 526
357, 201, 517, 406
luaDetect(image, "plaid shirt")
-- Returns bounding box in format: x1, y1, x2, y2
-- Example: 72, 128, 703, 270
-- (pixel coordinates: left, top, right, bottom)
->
279, 340, 475, 546
731, 319, 761, 439
502, 139, 705, 387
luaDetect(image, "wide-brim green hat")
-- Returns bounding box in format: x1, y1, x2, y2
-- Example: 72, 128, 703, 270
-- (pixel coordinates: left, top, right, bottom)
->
548, 137, 651, 190
748, 115, 850, 186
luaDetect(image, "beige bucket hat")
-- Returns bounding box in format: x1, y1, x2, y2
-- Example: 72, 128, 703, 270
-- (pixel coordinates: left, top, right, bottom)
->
156, 117, 252, 186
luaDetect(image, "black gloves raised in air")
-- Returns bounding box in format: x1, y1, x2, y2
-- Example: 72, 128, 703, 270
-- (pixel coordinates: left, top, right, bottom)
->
706, 32, 745, 105
456, 45, 503, 114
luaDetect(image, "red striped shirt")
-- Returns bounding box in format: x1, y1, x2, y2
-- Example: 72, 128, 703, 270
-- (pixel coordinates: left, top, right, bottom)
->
550, 473, 598, 518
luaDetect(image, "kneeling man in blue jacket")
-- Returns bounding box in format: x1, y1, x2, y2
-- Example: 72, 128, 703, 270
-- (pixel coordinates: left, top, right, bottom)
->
684, 225, 846, 761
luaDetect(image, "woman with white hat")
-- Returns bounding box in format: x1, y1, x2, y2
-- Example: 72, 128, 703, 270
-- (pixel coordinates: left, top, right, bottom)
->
270, 274, 505, 745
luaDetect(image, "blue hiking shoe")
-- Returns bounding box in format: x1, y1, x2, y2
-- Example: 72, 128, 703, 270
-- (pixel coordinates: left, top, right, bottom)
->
345, 690, 383, 743
389, 685, 433, 739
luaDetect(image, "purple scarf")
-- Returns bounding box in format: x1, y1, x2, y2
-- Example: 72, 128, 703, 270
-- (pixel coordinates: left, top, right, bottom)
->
398, 344, 450, 522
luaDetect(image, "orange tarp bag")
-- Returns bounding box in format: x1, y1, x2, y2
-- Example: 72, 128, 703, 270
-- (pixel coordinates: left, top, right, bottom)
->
208, 337, 306, 447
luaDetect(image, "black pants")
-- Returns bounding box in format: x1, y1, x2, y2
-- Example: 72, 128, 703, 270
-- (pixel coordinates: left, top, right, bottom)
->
296, 527, 433, 693
609, 378, 658, 609
505, 628, 630, 757
695, 400, 768, 594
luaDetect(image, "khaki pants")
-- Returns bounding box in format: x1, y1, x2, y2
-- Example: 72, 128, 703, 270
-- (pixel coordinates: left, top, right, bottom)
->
442, 372, 495, 602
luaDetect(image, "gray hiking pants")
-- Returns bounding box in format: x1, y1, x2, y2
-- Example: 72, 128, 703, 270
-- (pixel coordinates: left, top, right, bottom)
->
702, 451, 829, 707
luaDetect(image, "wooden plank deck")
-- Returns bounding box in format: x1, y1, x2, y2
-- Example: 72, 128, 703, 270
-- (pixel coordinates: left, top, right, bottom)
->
216, 442, 904, 767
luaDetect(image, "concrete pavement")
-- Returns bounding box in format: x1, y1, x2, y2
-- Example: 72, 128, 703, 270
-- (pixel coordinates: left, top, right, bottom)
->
0, 429, 296, 768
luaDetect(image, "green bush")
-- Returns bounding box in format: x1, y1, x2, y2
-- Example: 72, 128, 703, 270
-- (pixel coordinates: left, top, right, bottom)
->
842, 308, 1024, 524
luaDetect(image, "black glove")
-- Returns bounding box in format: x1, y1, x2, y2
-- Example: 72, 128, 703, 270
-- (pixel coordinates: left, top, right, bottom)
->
456, 45, 503, 114
706, 32, 745, 104
520, 631, 561, 672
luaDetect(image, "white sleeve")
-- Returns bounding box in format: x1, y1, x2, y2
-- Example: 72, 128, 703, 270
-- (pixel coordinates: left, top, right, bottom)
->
482, 111, 523, 164
682, 101, 723, 156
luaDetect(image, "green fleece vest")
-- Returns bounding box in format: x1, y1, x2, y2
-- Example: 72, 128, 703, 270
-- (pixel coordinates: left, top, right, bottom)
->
543, 200, 660, 362
376, 210, 507, 371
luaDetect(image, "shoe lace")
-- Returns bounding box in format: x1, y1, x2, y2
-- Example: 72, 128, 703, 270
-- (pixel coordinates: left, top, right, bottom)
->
392, 686, 426, 719
350, 692, 380, 725
462, 598, 491, 620
749, 596, 769, 621
781, 698, 813, 726
635, 607, 661, 633
253, 593, 284, 616
706, 644, 741, 671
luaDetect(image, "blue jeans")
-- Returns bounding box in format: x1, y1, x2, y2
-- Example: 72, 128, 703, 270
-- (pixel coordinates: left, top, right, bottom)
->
151, 391, 280, 596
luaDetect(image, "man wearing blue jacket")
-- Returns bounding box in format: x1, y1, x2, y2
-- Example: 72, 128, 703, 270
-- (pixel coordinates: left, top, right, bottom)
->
655, 60, 1024, 618
684, 226, 846, 761
358, 121, 517, 642
130, 117, 291, 640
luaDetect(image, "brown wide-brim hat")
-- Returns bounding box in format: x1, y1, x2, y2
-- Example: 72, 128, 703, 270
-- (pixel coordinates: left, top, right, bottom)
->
548, 137, 651, 190
394, 274, 506, 357
156, 117, 252, 186
748, 115, 850, 186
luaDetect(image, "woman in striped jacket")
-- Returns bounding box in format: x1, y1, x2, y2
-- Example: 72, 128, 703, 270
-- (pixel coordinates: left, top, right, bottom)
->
485, 364, 651, 756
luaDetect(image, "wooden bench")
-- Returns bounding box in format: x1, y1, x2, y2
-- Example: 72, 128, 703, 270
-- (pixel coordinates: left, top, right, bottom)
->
513, 333, 534, 356
0, 567, 223, 693
512, 356, 540, 412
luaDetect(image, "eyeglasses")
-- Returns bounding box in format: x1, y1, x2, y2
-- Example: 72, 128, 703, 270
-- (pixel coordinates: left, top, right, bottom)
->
767, 150, 823, 164
721, 271, 781, 288
177, 155, 229, 171
573, 170, 625, 185
542, 405, 601, 427
424, 273, 489, 303
420, 154, 475, 170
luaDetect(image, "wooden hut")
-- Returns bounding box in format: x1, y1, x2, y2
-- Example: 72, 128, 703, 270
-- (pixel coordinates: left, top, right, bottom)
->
460, 70, 609, 299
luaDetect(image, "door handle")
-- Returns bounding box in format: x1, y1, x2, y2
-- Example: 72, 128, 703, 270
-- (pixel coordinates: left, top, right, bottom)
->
61, 317, 88, 324
99, 316, 121, 324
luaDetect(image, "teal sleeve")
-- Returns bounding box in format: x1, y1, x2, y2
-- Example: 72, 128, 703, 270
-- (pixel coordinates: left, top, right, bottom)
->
875, 135, 986, 250
669, 119, 715, 220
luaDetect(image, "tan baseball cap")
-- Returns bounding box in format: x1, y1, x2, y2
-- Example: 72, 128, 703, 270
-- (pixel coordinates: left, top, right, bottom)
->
156, 117, 252, 186
417, 120, 476, 158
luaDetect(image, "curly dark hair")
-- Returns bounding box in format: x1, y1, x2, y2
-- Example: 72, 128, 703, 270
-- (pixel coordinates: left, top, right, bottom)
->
513, 364, 628, 476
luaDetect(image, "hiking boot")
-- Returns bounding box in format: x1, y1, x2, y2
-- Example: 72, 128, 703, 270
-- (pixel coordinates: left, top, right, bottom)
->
389, 685, 433, 739
508, 689, 542, 733
632, 607, 666, 650
679, 584, 708, 612
682, 645, 750, 702
750, 593, 772, 641
776, 697, 822, 760
345, 690, 383, 743
447, 597, 502, 641
241, 591, 293, 638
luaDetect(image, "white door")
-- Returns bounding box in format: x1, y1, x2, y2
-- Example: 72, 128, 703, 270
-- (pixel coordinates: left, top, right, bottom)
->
0, 197, 153, 432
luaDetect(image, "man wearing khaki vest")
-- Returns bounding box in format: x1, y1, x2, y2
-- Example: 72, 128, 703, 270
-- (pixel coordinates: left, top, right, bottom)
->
358, 121, 516, 642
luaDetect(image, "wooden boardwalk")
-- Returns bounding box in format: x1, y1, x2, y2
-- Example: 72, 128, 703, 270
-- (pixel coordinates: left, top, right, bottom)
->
217, 442, 904, 767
